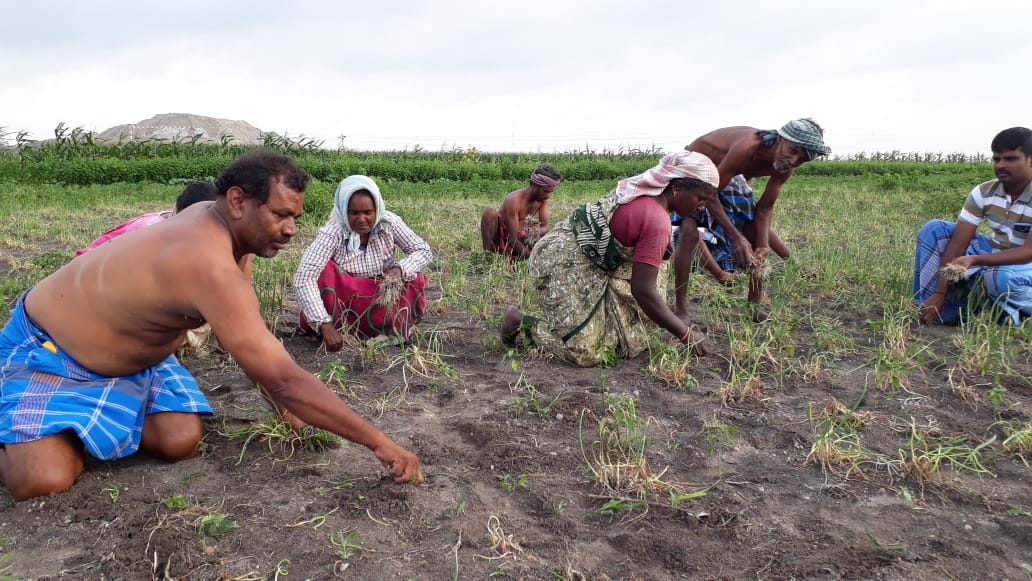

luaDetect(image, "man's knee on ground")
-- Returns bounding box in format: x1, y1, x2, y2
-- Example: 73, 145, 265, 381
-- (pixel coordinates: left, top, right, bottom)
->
154, 429, 202, 460
144, 415, 203, 460
480, 207, 500, 249
4, 460, 82, 501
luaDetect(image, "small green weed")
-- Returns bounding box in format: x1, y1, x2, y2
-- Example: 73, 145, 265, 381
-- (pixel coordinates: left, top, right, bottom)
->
196, 514, 240, 537
437, 497, 467, 520
703, 417, 740, 457
330, 529, 370, 560
596, 344, 620, 368
163, 495, 188, 509
984, 386, 1009, 410
103, 483, 121, 503
497, 473, 528, 493
591, 498, 647, 518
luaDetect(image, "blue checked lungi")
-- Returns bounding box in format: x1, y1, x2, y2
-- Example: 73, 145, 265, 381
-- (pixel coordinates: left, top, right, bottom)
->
913, 219, 1032, 324
0, 293, 212, 459
677, 175, 755, 271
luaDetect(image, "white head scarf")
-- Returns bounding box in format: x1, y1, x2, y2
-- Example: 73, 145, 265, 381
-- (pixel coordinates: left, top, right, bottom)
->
330, 175, 387, 252
613, 151, 719, 204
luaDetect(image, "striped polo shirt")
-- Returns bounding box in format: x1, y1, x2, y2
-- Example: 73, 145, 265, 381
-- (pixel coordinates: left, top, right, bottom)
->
958, 178, 1032, 250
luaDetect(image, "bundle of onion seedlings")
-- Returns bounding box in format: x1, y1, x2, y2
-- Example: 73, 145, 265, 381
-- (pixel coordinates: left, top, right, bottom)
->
746, 259, 772, 281
939, 263, 969, 285
376, 271, 405, 307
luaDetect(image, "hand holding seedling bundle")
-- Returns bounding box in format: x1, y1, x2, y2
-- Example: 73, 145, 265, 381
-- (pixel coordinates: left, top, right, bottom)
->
938, 262, 970, 285
921, 258, 973, 324
376, 266, 405, 308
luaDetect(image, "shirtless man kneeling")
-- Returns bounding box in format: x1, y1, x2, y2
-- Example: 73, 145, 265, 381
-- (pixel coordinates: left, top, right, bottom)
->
480, 164, 562, 260
0, 150, 423, 501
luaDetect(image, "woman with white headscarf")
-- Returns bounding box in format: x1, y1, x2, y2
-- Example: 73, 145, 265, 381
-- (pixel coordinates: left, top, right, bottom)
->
502, 151, 720, 367
294, 175, 433, 350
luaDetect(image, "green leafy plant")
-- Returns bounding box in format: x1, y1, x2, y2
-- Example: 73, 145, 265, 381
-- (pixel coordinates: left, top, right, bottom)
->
196, 514, 240, 537
894, 417, 994, 488
163, 495, 188, 509
437, 497, 467, 520
984, 386, 1009, 410
591, 498, 647, 518
102, 483, 121, 503
497, 473, 528, 493
330, 529, 369, 560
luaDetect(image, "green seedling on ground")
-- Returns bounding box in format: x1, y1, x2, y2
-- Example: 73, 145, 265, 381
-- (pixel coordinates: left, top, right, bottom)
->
196, 513, 240, 537
164, 495, 188, 509
703, 417, 740, 457
497, 473, 528, 493
1000, 420, 1032, 460
894, 417, 994, 488
591, 498, 648, 518
0, 536, 16, 581
984, 386, 1009, 410
805, 399, 885, 480
330, 529, 370, 560
102, 483, 121, 503
219, 409, 341, 464
437, 497, 467, 520
644, 331, 698, 390
316, 359, 360, 399
579, 398, 678, 501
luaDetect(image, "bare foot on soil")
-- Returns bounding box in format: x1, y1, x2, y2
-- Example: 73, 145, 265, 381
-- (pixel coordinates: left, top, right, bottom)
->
501, 306, 523, 346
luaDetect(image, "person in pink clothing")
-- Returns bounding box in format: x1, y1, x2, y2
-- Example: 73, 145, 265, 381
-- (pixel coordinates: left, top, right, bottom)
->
75, 182, 217, 256
294, 175, 434, 351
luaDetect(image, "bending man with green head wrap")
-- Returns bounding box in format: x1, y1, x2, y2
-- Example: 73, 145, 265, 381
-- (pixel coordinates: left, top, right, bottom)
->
673, 118, 831, 322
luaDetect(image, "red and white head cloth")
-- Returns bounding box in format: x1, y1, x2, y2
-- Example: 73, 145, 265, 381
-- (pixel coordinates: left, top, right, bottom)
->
613, 151, 719, 205
530, 172, 561, 189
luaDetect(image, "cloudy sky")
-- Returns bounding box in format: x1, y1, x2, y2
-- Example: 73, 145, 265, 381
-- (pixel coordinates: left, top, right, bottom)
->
2, 0, 1028, 156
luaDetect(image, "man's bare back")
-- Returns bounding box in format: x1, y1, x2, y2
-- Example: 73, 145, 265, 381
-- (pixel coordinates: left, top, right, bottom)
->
688, 126, 782, 186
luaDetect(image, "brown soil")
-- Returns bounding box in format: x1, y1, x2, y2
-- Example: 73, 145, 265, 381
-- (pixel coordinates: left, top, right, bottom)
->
2, 272, 1031, 580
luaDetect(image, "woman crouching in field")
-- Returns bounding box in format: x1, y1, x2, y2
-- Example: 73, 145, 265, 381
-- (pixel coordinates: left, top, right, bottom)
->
294, 175, 433, 350
503, 152, 717, 367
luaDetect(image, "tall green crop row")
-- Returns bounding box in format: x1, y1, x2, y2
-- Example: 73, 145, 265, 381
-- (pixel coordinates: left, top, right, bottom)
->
0, 157, 992, 187
0, 124, 994, 185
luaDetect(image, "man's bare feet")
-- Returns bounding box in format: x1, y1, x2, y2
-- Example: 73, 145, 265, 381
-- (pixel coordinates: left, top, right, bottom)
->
501, 306, 524, 346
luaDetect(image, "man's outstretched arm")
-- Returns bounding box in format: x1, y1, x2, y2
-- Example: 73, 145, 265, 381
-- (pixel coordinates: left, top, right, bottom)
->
197, 265, 423, 484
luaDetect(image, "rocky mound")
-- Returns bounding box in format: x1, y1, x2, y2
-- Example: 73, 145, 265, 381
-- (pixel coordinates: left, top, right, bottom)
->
97, 113, 264, 145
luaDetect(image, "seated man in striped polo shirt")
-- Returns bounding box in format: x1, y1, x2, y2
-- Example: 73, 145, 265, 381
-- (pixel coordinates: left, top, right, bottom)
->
916, 126, 1032, 324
